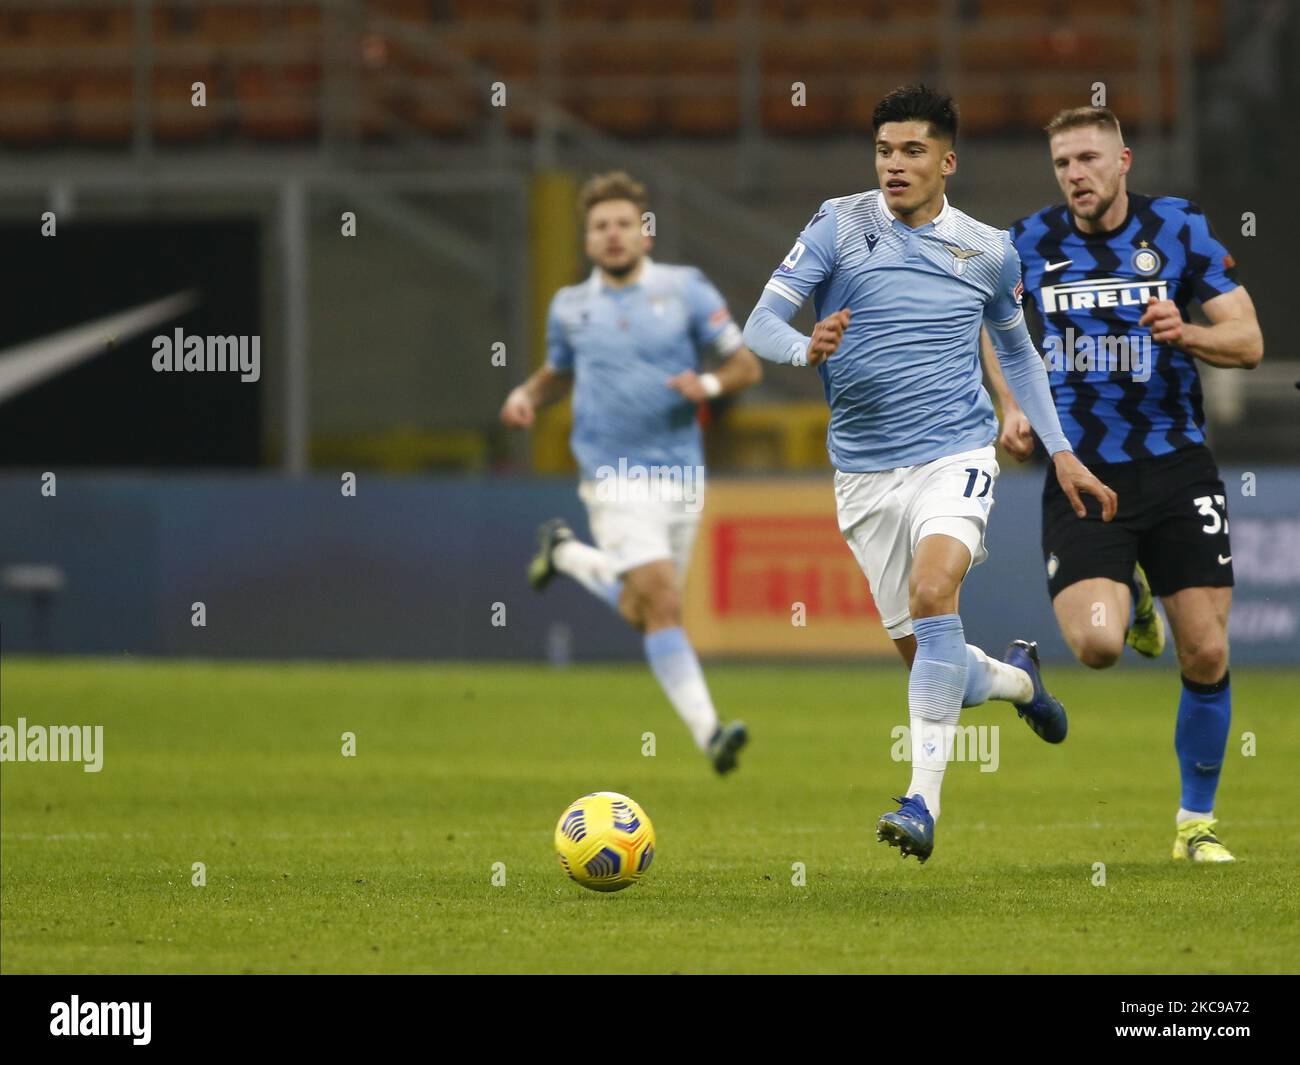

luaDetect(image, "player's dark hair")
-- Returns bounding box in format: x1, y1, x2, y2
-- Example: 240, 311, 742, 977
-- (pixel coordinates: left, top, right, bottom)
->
578, 171, 650, 222
1044, 106, 1124, 143
871, 84, 958, 144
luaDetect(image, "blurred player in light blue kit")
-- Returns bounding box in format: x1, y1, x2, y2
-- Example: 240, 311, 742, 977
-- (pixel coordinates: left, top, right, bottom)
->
744, 86, 1117, 862
501, 171, 761, 775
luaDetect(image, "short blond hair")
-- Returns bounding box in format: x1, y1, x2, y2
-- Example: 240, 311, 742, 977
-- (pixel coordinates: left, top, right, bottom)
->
1044, 106, 1124, 143
577, 171, 649, 222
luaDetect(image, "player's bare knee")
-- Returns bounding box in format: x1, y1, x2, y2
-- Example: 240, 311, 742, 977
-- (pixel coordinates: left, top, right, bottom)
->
643, 587, 682, 629
1178, 640, 1228, 684
1075, 633, 1123, 670
909, 579, 956, 619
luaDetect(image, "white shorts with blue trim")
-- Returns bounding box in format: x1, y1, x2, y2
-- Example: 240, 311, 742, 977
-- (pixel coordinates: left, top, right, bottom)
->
834, 445, 1000, 639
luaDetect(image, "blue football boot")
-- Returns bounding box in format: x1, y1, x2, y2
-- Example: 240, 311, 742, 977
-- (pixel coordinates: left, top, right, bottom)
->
876, 794, 935, 863
1003, 639, 1068, 744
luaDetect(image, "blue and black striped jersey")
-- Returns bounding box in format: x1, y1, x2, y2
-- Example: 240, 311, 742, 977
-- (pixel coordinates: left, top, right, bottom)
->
1010, 193, 1240, 465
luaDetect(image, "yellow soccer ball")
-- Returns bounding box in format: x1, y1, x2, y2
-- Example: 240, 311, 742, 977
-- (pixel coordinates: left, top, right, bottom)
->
554, 792, 655, 892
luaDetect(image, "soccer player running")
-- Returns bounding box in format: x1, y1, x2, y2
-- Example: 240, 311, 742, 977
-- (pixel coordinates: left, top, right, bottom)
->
501, 171, 762, 775
743, 85, 1117, 863
982, 107, 1263, 862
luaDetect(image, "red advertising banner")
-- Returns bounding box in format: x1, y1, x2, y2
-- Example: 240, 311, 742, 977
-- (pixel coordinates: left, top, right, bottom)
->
683, 480, 894, 657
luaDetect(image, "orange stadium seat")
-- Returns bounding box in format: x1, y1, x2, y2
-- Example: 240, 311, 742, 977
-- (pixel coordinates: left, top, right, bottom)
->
472, 38, 538, 133
25, 8, 112, 46
400, 61, 483, 137
154, 68, 221, 143
841, 80, 923, 134
196, 5, 268, 45
236, 64, 320, 140
368, 0, 437, 22
735, 0, 821, 21
663, 36, 741, 136
802, 0, 940, 19
553, 0, 629, 22
955, 87, 1019, 135
559, 38, 665, 136
474, 37, 538, 80
1190, 0, 1225, 58
623, 0, 699, 22
358, 76, 397, 140
84, 6, 133, 44
1021, 85, 1094, 130
67, 71, 133, 145
448, 0, 539, 21
0, 73, 62, 147
761, 85, 838, 135
835, 33, 936, 77
960, 29, 1037, 72
976, 0, 1142, 16
278, 3, 324, 32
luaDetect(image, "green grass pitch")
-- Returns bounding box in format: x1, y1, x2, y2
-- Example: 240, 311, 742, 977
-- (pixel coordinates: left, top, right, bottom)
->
2, 658, 1297, 974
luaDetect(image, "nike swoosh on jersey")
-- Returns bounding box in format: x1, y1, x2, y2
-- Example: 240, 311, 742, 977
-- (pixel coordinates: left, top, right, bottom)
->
1218, 555, 1232, 564
1044, 259, 1072, 272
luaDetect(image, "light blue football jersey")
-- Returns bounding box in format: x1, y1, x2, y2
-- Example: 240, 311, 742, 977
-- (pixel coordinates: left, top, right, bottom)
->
546, 259, 742, 480
744, 191, 1028, 473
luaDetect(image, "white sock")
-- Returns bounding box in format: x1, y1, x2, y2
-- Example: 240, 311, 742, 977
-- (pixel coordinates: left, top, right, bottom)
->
968, 644, 1034, 704
644, 626, 719, 750
1177, 806, 1213, 824
553, 539, 621, 610
907, 717, 958, 821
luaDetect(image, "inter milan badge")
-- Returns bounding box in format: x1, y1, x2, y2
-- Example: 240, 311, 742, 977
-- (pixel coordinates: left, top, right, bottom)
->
1131, 241, 1162, 276
1046, 553, 1060, 579
943, 243, 983, 276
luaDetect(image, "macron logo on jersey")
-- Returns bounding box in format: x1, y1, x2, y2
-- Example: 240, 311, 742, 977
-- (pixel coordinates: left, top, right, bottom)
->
1041, 276, 1168, 313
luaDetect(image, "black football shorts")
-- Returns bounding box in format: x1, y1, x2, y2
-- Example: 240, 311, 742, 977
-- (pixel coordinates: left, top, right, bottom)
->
1042, 444, 1235, 599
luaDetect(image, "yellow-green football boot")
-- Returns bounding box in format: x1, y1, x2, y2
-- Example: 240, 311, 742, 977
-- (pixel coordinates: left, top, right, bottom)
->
1172, 817, 1235, 862
1126, 562, 1165, 658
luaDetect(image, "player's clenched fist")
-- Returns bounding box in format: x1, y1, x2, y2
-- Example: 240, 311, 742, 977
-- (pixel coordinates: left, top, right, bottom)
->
1138, 297, 1184, 346
500, 386, 535, 428
998, 407, 1036, 461
807, 308, 851, 367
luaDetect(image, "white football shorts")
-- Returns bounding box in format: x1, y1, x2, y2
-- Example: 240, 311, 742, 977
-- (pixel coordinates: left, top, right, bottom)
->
834, 445, 1000, 639
578, 478, 704, 583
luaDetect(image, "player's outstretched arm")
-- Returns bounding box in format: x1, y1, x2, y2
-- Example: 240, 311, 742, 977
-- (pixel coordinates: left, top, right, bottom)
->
667, 346, 762, 402
500, 366, 573, 429
979, 327, 1035, 461
1138, 287, 1263, 370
